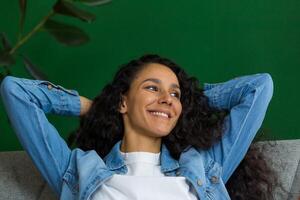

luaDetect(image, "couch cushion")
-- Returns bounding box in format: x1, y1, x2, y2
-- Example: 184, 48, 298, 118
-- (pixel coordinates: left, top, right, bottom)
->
0, 151, 56, 200
253, 139, 300, 200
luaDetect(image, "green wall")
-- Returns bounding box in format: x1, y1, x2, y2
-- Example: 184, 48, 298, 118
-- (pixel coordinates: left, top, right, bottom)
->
0, 0, 299, 151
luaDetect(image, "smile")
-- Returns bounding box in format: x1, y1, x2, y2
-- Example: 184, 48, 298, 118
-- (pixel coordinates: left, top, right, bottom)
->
148, 111, 170, 119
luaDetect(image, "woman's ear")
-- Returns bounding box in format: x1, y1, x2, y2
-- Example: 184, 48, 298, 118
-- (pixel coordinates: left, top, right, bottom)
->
119, 95, 128, 114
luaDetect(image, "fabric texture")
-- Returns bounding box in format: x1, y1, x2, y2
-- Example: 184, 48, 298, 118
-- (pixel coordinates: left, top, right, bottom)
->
91, 151, 198, 200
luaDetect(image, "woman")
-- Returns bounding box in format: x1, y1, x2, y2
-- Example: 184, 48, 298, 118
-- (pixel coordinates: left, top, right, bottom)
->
0, 54, 275, 199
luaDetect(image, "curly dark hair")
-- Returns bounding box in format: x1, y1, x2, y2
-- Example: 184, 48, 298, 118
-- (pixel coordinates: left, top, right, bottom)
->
226, 143, 279, 199
68, 54, 277, 199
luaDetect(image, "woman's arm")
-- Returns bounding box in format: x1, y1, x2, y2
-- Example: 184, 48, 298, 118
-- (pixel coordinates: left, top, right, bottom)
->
0, 76, 81, 196
202, 73, 274, 183
79, 95, 93, 116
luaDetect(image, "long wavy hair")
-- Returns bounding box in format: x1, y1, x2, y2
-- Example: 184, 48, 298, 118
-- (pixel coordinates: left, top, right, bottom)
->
68, 54, 277, 199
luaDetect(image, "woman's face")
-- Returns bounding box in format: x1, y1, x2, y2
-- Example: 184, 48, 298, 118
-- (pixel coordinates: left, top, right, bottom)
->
119, 63, 182, 138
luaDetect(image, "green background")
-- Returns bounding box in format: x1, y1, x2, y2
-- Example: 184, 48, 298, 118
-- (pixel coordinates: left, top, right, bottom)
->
0, 0, 299, 151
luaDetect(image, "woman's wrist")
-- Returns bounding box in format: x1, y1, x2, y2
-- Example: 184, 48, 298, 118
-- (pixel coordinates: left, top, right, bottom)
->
79, 96, 93, 116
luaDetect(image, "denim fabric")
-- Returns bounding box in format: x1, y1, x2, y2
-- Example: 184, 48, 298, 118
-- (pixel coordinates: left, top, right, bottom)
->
0, 73, 273, 200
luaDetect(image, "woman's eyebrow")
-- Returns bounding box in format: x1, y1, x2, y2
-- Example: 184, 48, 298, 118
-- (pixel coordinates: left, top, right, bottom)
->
140, 78, 180, 89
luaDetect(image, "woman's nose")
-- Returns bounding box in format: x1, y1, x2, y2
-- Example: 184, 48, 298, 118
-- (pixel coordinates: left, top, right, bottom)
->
158, 91, 172, 105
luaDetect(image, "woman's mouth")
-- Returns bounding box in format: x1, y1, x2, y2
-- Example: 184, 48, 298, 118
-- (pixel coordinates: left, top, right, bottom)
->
148, 111, 170, 119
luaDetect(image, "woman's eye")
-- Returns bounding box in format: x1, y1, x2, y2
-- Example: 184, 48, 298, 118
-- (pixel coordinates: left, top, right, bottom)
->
171, 92, 181, 99
145, 86, 180, 99
145, 85, 158, 91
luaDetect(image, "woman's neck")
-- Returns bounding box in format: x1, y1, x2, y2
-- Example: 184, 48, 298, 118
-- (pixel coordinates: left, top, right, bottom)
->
120, 133, 162, 153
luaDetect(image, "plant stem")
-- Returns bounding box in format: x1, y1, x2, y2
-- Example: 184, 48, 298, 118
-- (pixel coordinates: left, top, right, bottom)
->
9, 10, 55, 55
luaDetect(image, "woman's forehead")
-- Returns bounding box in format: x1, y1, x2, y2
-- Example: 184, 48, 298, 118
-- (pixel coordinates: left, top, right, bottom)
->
134, 63, 179, 84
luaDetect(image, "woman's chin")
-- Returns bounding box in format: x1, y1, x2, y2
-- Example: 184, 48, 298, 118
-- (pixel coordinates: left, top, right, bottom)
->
150, 129, 171, 138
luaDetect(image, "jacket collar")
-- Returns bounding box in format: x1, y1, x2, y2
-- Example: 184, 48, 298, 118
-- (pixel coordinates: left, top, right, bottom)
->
103, 140, 180, 173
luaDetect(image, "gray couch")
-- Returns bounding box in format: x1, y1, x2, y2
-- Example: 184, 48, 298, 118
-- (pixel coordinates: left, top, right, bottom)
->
0, 139, 299, 200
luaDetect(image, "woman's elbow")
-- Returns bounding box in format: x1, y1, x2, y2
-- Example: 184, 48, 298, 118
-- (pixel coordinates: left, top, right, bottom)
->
0, 76, 19, 99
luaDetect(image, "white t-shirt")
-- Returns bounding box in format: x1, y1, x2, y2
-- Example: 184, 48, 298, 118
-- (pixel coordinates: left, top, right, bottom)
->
91, 151, 198, 200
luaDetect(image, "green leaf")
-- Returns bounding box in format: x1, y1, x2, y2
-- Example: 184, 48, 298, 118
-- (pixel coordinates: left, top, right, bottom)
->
0, 32, 12, 51
0, 51, 15, 66
54, 0, 96, 23
43, 19, 90, 46
77, 0, 112, 7
21, 55, 49, 80
18, 0, 27, 33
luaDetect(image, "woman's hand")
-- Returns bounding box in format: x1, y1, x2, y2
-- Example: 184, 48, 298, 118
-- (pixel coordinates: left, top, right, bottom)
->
79, 95, 93, 116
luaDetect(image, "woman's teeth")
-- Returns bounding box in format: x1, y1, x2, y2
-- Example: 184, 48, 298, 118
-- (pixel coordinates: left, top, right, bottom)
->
150, 111, 169, 118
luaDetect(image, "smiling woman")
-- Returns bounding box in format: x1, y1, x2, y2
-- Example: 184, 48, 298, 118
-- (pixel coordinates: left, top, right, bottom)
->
0, 54, 277, 200
118, 63, 183, 153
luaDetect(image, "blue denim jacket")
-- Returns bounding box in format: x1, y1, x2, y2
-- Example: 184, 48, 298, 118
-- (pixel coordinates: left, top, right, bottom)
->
0, 73, 273, 200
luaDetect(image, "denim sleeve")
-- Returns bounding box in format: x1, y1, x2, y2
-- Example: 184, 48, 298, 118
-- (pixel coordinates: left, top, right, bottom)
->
203, 73, 274, 183
0, 76, 81, 195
